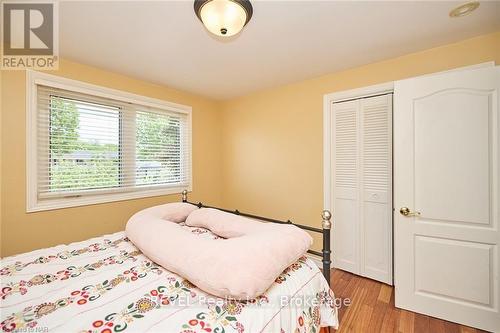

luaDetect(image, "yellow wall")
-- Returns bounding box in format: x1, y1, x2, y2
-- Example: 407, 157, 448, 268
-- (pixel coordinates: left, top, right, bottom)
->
1, 59, 223, 256
220, 31, 500, 250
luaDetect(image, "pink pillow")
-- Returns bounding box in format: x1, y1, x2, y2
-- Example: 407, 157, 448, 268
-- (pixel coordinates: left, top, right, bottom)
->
185, 208, 263, 237
130, 202, 198, 223
126, 207, 312, 299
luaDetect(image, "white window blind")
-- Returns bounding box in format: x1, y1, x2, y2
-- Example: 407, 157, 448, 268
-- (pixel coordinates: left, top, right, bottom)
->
30, 78, 191, 211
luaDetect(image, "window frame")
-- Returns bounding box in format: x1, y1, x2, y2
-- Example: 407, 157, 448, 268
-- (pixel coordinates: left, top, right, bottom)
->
26, 70, 192, 212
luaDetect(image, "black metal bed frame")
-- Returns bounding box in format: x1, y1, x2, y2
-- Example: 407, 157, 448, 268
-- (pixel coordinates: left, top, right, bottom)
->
181, 190, 333, 286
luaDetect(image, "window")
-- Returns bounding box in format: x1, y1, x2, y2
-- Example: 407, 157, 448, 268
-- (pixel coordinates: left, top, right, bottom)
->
27, 71, 192, 212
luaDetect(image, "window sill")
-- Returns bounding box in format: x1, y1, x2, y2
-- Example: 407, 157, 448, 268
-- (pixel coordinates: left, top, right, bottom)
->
27, 185, 191, 212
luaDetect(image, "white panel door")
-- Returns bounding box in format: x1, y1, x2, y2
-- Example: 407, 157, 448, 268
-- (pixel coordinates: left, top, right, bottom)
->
394, 66, 500, 332
332, 99, 360, 274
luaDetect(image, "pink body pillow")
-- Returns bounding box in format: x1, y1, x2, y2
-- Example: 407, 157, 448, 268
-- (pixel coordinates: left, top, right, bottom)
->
129, 202, 199, 223
126, 206, 312, 299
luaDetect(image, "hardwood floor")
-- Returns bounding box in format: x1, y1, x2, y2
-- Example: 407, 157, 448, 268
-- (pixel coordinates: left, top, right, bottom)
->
328, 269, 489, 333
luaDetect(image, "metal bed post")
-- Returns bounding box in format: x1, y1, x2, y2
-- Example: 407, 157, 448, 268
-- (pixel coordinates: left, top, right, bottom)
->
321, 210, 332, 286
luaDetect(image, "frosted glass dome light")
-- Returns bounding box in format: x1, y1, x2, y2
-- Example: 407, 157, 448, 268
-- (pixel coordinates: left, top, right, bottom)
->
194, 0, 253, 37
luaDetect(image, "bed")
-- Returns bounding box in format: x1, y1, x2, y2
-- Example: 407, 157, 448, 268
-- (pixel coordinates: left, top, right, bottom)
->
1, 193, 338, 333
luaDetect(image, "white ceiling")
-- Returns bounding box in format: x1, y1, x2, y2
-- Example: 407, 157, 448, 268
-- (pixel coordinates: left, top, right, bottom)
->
60, 1, 500, 100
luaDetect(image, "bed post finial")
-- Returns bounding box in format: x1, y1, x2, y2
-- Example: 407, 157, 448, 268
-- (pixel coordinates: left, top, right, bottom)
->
322, 210, 332, 229
182, 190, 188, 202
321, 209, 332, 287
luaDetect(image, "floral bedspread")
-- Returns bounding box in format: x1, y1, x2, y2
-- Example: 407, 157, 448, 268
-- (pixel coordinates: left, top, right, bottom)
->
1, 224, 338, 333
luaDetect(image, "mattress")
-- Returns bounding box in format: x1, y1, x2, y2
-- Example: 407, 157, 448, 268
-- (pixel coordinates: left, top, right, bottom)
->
1, 224, 338, 332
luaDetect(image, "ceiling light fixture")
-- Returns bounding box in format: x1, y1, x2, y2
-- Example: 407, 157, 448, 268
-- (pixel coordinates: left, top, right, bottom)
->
194, 0, 253, 37
449, 1, 480, 18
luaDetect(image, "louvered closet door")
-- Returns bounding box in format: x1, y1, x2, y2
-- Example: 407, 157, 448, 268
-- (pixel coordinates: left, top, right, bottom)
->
360, 94, 393, 284
332, 99, 360, 274
332, 94, 392, 284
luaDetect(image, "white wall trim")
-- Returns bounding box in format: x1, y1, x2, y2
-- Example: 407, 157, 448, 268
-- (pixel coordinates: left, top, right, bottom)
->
26, 70, 193, 212
323, 81, 394, 212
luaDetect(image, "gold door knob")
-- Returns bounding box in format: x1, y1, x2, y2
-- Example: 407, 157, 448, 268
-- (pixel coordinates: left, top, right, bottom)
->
400, 207, 421, 217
